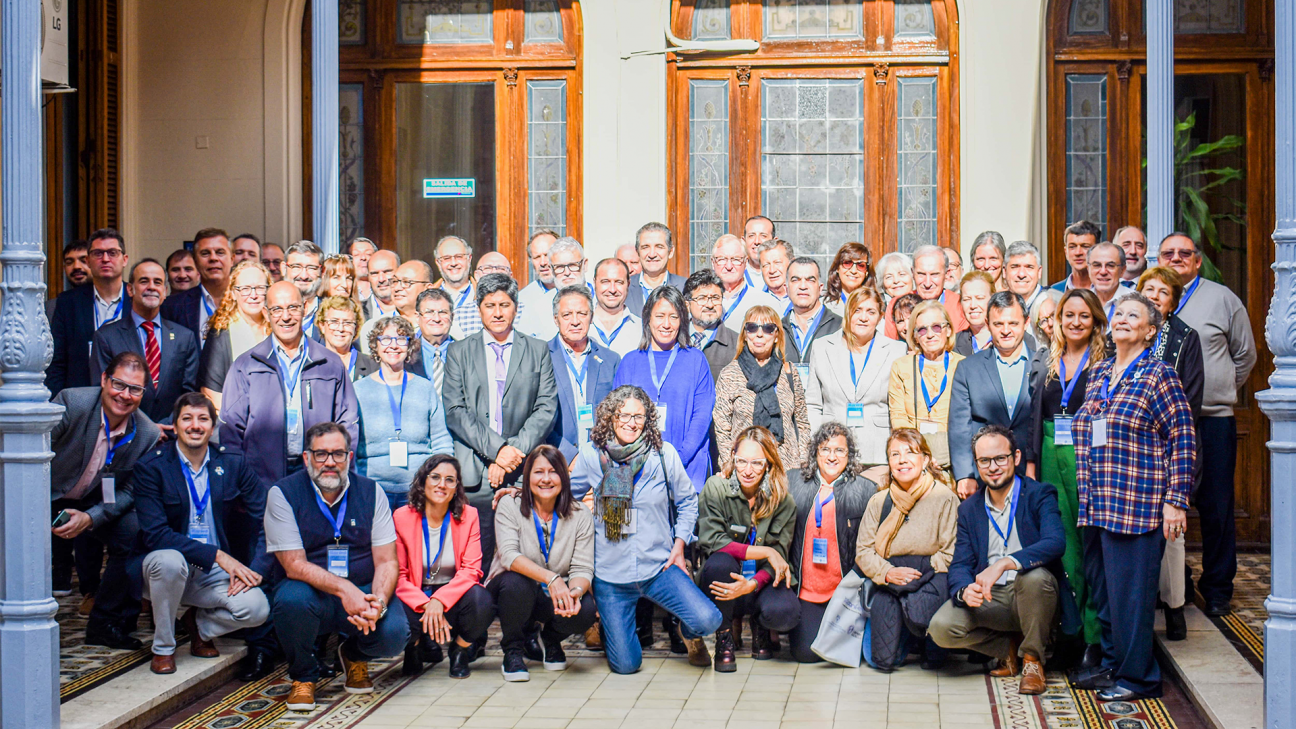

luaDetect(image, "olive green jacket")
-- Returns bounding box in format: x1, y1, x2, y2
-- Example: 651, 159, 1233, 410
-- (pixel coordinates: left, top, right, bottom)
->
695, 474, 799, 588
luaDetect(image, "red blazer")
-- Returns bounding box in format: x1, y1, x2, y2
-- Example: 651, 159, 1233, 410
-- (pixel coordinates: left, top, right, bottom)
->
393, 503, 483, 613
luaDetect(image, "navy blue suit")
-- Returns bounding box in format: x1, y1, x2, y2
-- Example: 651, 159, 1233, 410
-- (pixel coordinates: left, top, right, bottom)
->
48, 284, 131, 396
948, 348, 1037, 481
93, 313, 200, 423
160, 285, 207, 341
547, 337, 620, 462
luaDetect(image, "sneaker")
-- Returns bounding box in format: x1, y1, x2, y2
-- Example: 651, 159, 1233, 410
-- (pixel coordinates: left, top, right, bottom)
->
522, 627, 544, 662
338, 645, 374, 694
52, 588, 73, 598
541, 634, 567, 671
501, 648, 530, 682
286, 681, 316, 711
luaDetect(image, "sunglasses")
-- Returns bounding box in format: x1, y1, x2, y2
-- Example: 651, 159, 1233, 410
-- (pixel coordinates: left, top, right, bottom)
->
744, 323, 779, 335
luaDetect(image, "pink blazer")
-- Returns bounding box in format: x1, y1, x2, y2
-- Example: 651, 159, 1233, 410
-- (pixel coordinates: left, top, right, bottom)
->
393, 504, 483, 613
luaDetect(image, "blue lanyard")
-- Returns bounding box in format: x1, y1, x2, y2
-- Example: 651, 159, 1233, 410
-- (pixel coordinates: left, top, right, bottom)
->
849, 336, 876, 390
971, 333, 982, 353
445, 282, 473, 309
920, 352, 950, 414
384, 370, 408, 434
103, 411, 137, 467
302, 304, 317, 335
814, 490, 835, 529
745, 268, 766, 292
181, 455, 210, 519
595, 316, 631, 348
533, 511, 557, 565
1106, 300, 1117, 324
1100, 349, 1149, 402
722, 285, 749, 323
986, 477, 1021, 545
422, 515, 449, 581
314, 490, 349, 542
647, 345, 680, 398
276, 346, 308, 399
94, 294, 124, 330
201, 292, 215, 319
374, 298, 395, 317
1059, 349, 1089, 413
1175, 276, 1202, 315
793, 305, 826, 354
563, 348, 589, 400
347, 350, 358, 379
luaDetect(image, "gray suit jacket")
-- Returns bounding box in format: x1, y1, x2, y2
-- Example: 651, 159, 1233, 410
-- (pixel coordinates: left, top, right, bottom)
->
442, 330, 559, 490
625, 272, 687, 320
805, 332, 908, 465
51, 386, 160, 527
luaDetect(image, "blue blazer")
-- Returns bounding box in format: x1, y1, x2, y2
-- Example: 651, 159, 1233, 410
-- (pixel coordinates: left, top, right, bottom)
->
948, 347, 1037, 481
948, 476, 1078, 634
130, 443, 268, 574
92, 313, 200, 423
160, 285, 206, 341
48, 284, 132, 396
547, 336, 621, 462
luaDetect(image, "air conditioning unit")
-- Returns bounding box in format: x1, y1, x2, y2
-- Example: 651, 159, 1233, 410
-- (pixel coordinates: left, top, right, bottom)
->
42, 0, 71, 90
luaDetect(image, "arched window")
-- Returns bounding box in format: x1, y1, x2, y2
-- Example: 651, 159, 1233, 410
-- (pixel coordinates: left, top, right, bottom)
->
669, 0, 959, 273
312, 0, 582, 274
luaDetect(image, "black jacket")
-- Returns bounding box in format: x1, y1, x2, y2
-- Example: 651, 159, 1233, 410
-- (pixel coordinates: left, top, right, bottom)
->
48, 284, 132, 396
786, 467, 878, 582
781, 305, 843, 365
1154, 314, 1205, 419
92, 313, 200, 423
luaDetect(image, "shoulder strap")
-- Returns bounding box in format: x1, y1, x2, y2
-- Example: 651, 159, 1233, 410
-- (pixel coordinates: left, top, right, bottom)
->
912, 355, 920, 420
879, 491, 894, 526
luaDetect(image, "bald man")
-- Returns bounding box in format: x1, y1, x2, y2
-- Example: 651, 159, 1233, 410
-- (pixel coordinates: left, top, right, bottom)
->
358, 259, 430, 352
475, 252, 513, 278
366, 249, 400, 319
712, 233, 780, 329
616, 244, 641, 276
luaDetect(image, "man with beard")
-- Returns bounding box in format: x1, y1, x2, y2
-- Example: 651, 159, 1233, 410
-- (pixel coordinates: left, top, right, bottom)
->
265, 422, 406, 711
1113, 226, 1148, 282
928, 425, 1068, 697
131, 392, 269, 674
284, 241, 326, 340
683, 269, 738, 383
49, 229, 132, 395
166, 249, 198, 292
49, 241, 93, 321
434, 236, 482, 339
161, 228, 232, 346
591, 258, 641, 356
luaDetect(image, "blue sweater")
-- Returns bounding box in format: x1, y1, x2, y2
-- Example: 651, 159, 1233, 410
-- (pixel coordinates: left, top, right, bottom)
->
354, 372, 454, 494
612, 346, 715, 490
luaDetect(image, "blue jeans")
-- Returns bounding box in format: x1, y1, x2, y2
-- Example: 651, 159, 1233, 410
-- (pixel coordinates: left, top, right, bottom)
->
273, 579, 410, 683
594, 566, 722, 674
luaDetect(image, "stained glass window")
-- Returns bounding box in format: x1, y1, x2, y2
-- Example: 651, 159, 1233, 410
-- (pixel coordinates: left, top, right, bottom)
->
1174, 0, 1244, 34
1068, 0, 1108, 35
339, 84, 366, 245
528, 80, 568, 237
689, 80, 731, 273
693, 0, 731, 40
1065, 74, 1107, 236
340, 0, 365, 44
398, 1, 493, 44
761, 79, 865, 274
764, 0, 862, 41
895, 77, 938, 253
525, 0, 563, 43
893, 0, 935, 39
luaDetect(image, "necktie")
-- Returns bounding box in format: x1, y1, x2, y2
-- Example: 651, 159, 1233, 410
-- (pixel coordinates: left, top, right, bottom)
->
431, 347, 445, 393
489, 342, 511, 434
142, 321, 161, 386
692, 331, 705, 349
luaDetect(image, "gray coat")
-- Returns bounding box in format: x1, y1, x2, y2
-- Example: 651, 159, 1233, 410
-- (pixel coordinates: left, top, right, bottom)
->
625, 272, 687, 320
51, 386, 160, 527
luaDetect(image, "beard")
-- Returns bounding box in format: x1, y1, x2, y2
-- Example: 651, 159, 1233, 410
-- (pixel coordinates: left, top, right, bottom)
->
307, 462, 349, 493
983, 472, 1014, 491
693, 313, 721, 330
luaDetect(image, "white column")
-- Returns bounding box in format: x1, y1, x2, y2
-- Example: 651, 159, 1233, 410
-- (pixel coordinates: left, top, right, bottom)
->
1144, 0, 1175, 256
312, 0, 340, 255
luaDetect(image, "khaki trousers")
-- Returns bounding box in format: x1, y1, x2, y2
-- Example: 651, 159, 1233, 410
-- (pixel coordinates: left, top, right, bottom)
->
928, 567, 1058, 660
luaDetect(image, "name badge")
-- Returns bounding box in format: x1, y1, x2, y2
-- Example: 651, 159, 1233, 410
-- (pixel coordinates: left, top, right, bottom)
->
1092, 418, 1108, 448
741, 559, 758, 580
286, 407, 301, 434
918, 419, 940, 435
1053, 416, 1074, 446
622, 508, 638, 535
846, 403, 865, 427
812, 538, 829, 565
101, 474, 116, 504
655, 403, 668, 431
389, 439, 409, 468
327, 545, 349, 578
577, 404, 594, 430
189, 521, 211, 545
795, 364, 810, 384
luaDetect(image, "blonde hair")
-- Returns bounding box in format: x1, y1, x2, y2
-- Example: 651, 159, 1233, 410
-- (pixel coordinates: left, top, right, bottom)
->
958, 269, 996, 295
842, 287, 886, 350
1046, 288, 1109, 385
905, 299, 955, 352
317, 295, 365, 330
722, 426, 789, 523
736, 305, 789, 368
207, 259, 273, 337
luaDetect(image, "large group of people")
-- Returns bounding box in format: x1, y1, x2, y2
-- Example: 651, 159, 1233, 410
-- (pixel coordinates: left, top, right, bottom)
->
43, 217, 1254, 707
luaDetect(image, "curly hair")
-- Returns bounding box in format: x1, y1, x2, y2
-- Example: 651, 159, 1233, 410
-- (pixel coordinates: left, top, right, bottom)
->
207, 259, 273, 337
318, 295, 364, 332
366, 315, 417, 363
826, 242, 875, 302
800, 421, 865, 480
406, 454, 467, 522
589, 385, 664, 452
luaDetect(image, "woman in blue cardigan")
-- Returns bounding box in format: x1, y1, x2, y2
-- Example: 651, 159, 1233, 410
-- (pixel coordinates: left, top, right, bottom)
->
611, 286, 716, 491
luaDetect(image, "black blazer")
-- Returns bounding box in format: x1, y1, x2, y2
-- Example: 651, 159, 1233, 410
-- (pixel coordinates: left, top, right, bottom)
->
1155, 314, 1205, 419
786, 468, 878, 582
160, 285, 207, 341
93, 313, 200, 423
131, 444, 267, 574
781, 306, 843, 365
198, 329, 234, 393
625, 272, 687, 320
48, 284, 132, 396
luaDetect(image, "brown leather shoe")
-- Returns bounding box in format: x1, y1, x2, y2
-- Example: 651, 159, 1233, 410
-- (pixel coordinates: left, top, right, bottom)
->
339, 645, 374, 694
184, 608, 219, 658
682, 626, 711, 668
990, 636, 1022, 677
1018, 655, 1046, 695
286, 681, 316, 711
78, 594, 96, 617
584, 624, 602, 649
150, 653, 176, 674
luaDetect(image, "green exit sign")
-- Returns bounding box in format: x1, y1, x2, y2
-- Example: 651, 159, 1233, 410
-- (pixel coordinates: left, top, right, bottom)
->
423, 178, 476, 198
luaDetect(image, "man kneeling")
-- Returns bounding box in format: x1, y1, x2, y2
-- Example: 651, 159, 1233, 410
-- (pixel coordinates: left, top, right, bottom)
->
929, 425, 1070, 695
133, 393, 270, 675
266, 422, 408, 711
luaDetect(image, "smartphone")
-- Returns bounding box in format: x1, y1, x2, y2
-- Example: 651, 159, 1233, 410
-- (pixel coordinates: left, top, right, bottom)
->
51, 510, 70, 528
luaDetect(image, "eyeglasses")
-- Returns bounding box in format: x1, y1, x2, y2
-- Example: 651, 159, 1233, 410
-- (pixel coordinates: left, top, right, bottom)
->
419, 308, 452, 320
89, 248, 124, 260
392, 278, 430, 290
551, 261, 585, 275
838, 260, 868, 272
913, 324, 947, 338
817, 446, 847, 457
974, 454, 1014, 468
108, 376, 145, 397
323, 318, 357, 332
425, 473, 458, 488
437, 253, 470, 264
233, 285, 269, 297
267, 304, 304, 316
744, 322, 779, 335
476, 265, 510, 275
615, 413, 647, 425
378, 336, 410, 347
688, 294, 722, 305
1160, 249, 1197, 260
734, 458, 768, 471
712, 256, 745, 268
307, 449, 350, 463
285, 263, 322, 275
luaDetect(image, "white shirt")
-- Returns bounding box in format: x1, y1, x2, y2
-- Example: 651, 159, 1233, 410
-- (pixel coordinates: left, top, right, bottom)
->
744, 264, 767, 292
179, 445, 222, 553
591, 309, 641, 356
196, 285, 219, 345
986, 492, 1023, 585
93, 285, 126, 331
421, 520, 457, 586
483, 330, 516, 434
720, 284, 781, 330
516, 281, 557, 341
559, 340, 591, 408
264, 480, 397, 553
274, 340, 308, 456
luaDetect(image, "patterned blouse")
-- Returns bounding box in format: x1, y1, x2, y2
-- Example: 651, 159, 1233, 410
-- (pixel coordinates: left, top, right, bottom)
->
712, 360, 812, 470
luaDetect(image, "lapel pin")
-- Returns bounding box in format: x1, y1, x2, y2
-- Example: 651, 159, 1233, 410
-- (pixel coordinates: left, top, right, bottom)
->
214, 466, 224, 476
169, 332, 175, 340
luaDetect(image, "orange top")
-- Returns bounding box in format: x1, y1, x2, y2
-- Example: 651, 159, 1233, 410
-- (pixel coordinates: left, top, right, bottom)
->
798, 482, 842, 603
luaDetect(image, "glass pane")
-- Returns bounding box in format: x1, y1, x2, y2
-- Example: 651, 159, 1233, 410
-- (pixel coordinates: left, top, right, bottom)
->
339, 84, 366, 245
893, 0, 935, 39
340, 0, 365, 44
1065, 73, 1107, 238
764, 0, 863, 41
1068, 0, 1108, 35
762, 79, 865, 275
528, 80, 567, 237
524, 0, 563, 43
689, 79, 730, 273
693, 0, 731, 40
895, 76, 938, 253
1174, 0, 1244, 34
396, 83, 496, 270
398, 0, 493, 45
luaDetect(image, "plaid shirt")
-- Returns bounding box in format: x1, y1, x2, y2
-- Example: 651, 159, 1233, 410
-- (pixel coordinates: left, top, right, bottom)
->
440, 280, 483, 338
1073, 356, 1196, 535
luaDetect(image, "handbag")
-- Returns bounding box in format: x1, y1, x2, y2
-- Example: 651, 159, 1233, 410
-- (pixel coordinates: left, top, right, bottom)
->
810, 568, 872, 668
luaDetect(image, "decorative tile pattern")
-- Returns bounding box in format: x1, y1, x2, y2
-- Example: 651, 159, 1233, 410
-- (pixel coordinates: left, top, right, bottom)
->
896, 76, 938, 253
339, 84, 366, 247
692, 0, 730, 40
1065, 73, 1108, 237
1174, 0, 1244, 34
339, 0, 365, 44
1186, 550, 1268, 666
764, 0, 862, 40
528, 79, 568, 237
893, 0, 935, 39
58, 590, 164, 702
524, 0, 563, 43
1069, 0, 1108, 35
689, 78, 730, 273
398, 0, 493, 45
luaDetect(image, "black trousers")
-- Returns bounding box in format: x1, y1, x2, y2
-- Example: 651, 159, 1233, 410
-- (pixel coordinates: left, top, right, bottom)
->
51, 500, 104, 595
488, 571, 598, 650
1196, 416, 1238, 604
788, 599, 828, 663
467, 489, 497, 576
1084, 526, 1165, 696
698, 553, 801, 632
52, 498, 141, 631
403, 583, 496, 646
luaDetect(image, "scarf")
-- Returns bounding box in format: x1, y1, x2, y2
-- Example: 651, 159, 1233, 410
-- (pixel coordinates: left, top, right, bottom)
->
595, 435, 653, 541
874, 471, 935, 559
737, 348, 785, 441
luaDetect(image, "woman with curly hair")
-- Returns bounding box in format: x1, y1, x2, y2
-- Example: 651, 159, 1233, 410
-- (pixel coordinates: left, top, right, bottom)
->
825, 242, 875, 316
317, 295, 377, 381
198, 259, 272, 408
570, 385, 721, 674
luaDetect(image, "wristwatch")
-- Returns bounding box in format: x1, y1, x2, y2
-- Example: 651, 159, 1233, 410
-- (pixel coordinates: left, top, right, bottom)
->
377, 597, 388, 619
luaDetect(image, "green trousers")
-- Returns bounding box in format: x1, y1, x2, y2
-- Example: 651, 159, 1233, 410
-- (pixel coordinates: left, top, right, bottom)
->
1041, 420, 1101, 645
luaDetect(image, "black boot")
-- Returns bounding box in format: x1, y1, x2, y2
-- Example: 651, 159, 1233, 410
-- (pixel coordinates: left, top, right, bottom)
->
665, 615, 687, 654
523, 625, 545, 662
713, 628, 737, 673
751, 624, 775, 660
1081, 643, 1104, 669
1164, 606, 1187, 641
448, 641, 472, 679
419, 634, 444, 665
402, 643, 424, 676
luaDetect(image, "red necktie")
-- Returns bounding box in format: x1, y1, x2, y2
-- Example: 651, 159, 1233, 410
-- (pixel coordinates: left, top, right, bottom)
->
142, 321, 161, 386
